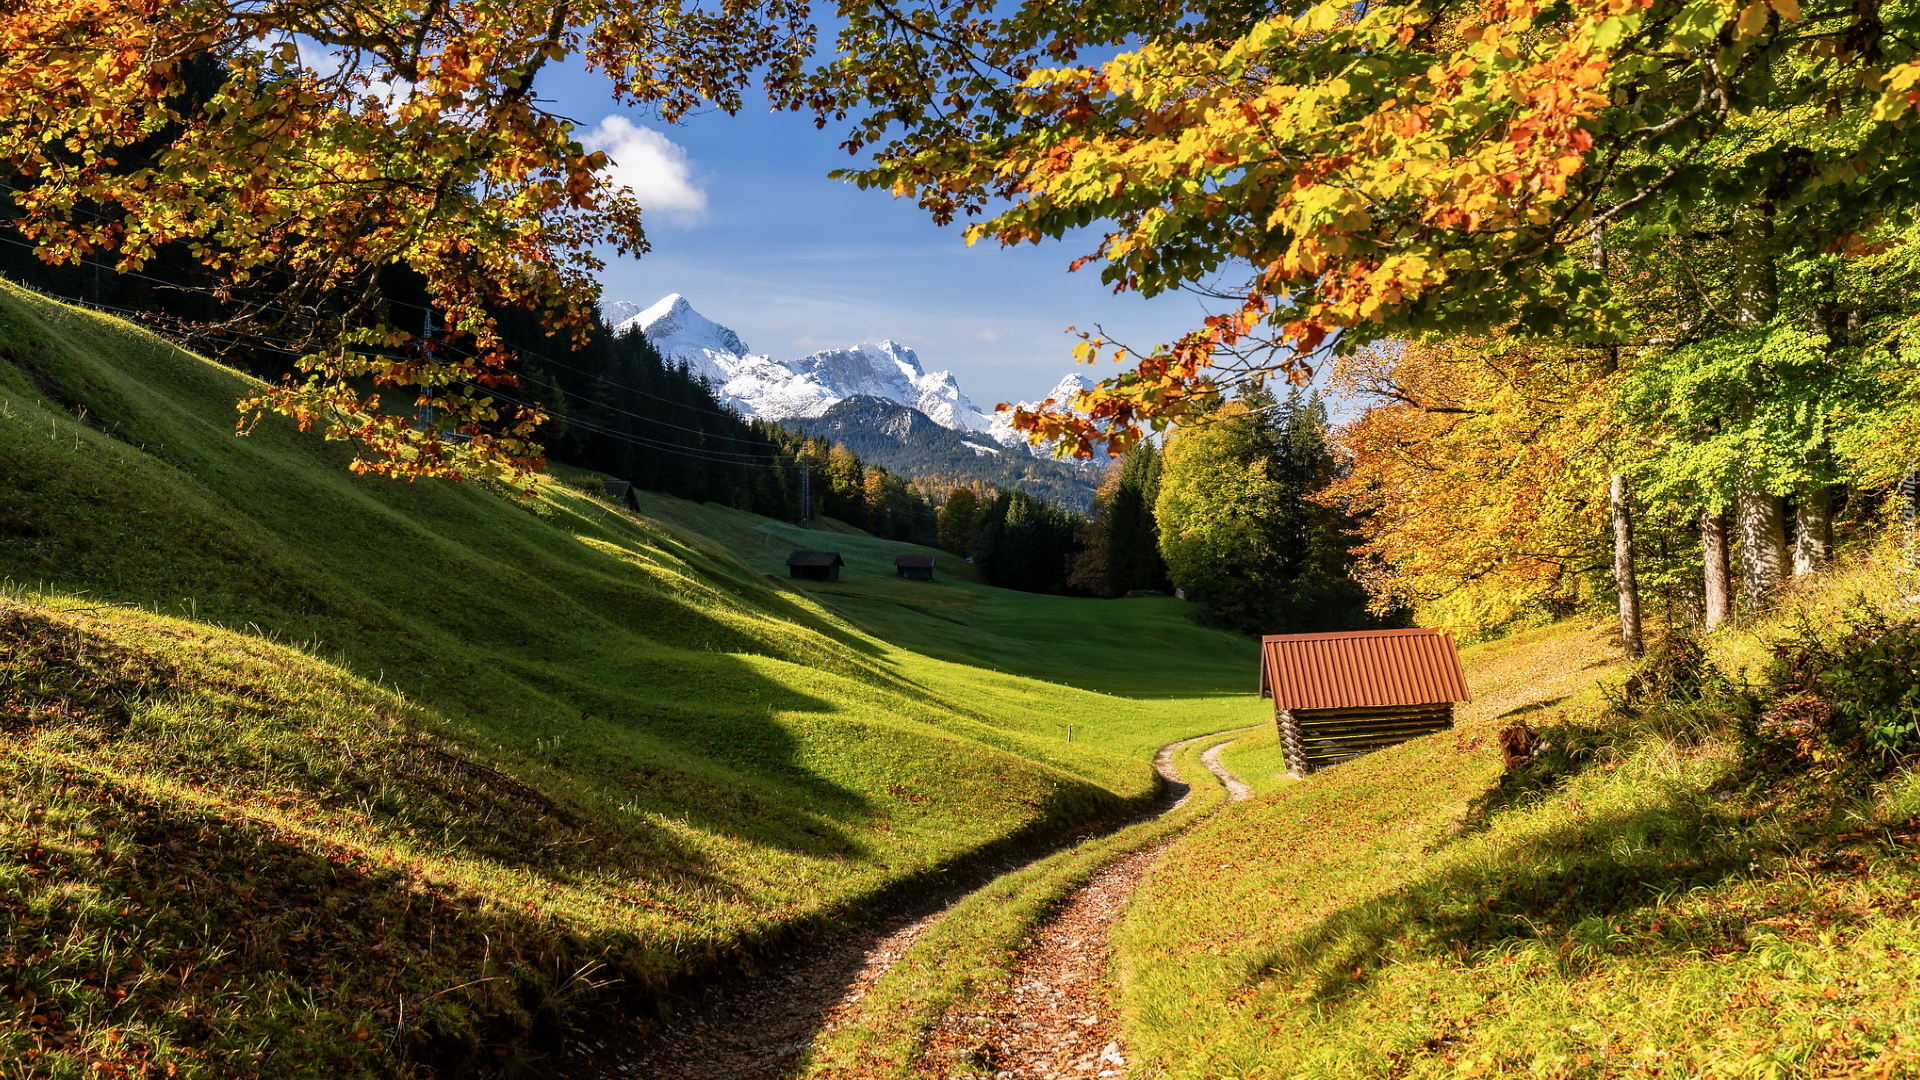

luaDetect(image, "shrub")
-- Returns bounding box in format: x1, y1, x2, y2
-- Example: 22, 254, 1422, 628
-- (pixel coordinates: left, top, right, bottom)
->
1612, 632, 1747, 745
1759, 612, 1920, 763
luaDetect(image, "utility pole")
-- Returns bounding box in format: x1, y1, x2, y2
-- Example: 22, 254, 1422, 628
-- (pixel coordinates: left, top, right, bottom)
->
799, 444, 811, 529
416, 306, 436, 432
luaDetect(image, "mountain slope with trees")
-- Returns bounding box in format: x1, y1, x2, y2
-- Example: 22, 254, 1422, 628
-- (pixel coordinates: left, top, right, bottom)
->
790, 395, 1102, 513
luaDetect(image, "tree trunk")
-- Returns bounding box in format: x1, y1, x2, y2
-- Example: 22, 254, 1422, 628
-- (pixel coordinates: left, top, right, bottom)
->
1736, 477, 1790, 608
1793, 486, 1833, 575
1731, 207, 1778, 329
1610, 474, 1643, 658
1702, 510, 1731, 630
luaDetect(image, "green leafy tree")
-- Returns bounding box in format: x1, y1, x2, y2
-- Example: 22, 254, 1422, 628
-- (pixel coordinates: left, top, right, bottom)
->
1158, 393, 1371, 635
808, 0, 1920, 461
938, 488, 982, 558
1157, 399, 1291, 633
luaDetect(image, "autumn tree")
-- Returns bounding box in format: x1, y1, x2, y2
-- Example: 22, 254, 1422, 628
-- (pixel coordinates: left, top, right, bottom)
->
1325, 339, 1626, 635
1067, 472, 1120, 596
805, 0, 1920, 464
937, 488, 982, 557
821, 443, 867, 529
1, 0, 821, 479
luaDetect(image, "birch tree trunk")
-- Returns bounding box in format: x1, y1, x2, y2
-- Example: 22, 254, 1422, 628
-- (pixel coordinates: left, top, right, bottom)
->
1737, 477, 1790, 608
1610, 474, 1643, 657
1702, 510, 1731, 629
1792, 486, 1833, 574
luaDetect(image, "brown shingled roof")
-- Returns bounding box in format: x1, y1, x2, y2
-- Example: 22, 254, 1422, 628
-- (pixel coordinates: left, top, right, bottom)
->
894, 555, 936, 569
1259, 628, 1470, 711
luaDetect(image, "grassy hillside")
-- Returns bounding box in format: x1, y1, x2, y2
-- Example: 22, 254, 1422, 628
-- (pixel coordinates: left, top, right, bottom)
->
624, 488, 1257, 702
0, 281, 1264, 1077
1112, 559, 1920, 1079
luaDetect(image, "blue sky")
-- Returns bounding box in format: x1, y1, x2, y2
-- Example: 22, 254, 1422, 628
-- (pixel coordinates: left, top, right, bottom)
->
534, 62, 1218, 410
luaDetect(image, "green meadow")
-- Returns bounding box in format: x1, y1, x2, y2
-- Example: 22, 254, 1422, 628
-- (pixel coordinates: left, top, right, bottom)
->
0, 282, 1261, 1076
22, 274, 1908, 1080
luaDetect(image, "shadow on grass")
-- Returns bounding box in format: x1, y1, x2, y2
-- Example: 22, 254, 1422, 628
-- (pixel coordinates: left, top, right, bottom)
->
1245, 780, 1768, 1007
2, 756, 643, 1079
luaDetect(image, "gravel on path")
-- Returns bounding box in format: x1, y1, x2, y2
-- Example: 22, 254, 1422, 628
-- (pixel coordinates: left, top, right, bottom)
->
913, 735, 1252, 1079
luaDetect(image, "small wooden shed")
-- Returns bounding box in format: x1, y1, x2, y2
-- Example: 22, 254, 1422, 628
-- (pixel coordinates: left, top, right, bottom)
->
1259, 628, 1470, 776
786, 550, 845, 582
894, 554, 936, 581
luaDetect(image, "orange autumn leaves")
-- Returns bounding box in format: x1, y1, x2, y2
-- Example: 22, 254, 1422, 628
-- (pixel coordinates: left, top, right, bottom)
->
939, 0, 1644, 456
0, 0, 809, 480
1324, 339, 1623, 631
852, 0, 1823, 458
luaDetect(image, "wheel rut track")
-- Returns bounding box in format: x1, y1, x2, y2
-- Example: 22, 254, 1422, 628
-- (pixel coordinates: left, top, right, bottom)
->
540, 729, 1256, 1080
922, 732, 1254, 1080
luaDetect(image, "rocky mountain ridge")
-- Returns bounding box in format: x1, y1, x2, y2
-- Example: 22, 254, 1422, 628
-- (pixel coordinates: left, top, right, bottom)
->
611, 294, 1088, 453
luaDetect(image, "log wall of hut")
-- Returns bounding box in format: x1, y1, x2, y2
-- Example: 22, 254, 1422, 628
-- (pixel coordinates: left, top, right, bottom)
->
1275, 702, 1454, 774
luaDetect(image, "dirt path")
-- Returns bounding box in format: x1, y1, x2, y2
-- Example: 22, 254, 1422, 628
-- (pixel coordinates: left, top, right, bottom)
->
919, 738, 1252, 1079
1200, 740, 1254, 801
542, 729, 1253, 1080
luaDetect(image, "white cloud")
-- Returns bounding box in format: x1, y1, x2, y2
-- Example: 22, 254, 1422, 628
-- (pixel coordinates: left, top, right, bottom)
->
580, 116, 707, 227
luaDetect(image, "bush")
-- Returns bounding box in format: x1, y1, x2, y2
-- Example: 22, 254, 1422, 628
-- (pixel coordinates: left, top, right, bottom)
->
1759, 612, 1920, 763
1611, 633, 1747, 745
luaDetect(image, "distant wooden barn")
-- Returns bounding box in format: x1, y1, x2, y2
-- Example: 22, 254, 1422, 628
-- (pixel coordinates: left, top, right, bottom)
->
894, 554, 936, 581
787, 550, 845, 582
1259, 629, 1470, 776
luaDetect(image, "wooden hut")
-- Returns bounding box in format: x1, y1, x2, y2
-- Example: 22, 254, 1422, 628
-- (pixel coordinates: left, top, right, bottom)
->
894, 554, 936, 581
786, 550, 845, 582
1259, 629, 1470, 776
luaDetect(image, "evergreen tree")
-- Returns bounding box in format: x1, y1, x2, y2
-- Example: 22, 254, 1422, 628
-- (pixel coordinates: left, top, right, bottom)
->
1271, 392, 1373, 630
975, 490, 1082, 593
937, 488, 981, 557
1104, 442, 1171, 595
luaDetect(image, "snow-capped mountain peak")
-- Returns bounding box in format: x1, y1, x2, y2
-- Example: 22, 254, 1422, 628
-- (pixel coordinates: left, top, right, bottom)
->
1037, 373, 1089, 409
620, 293, 755, 384
599, 298, 643, 326
614, 294, 1024, 443
981, 372, 1091, 449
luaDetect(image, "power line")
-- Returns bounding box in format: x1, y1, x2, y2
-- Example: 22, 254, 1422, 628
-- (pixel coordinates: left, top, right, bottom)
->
460, 380, 793, 469
0, 230, 798, 453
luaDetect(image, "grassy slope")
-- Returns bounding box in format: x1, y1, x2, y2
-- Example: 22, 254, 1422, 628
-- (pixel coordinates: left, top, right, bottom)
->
626, 489, 1257, 697
623, 490, 1259, 759
1115, 572, 1920, 1078
0, 282, 1262, 1077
